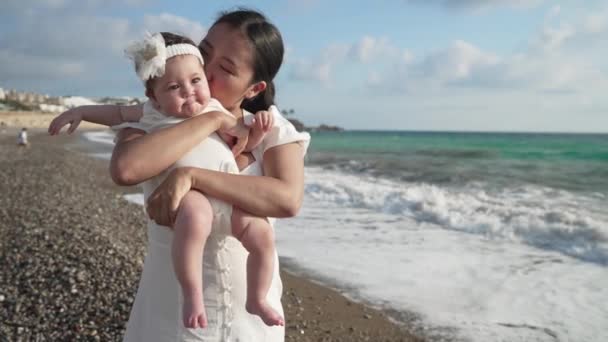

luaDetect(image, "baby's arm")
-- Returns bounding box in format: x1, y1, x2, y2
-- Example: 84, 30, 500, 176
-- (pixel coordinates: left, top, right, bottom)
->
244, 110, 274, 152
48, 104, 143, 135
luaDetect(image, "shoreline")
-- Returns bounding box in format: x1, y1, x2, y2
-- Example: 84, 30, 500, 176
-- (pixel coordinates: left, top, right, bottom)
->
0, 130, 425, 341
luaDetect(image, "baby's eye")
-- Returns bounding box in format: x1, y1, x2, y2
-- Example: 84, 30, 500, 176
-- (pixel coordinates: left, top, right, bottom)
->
192, 77, 201, 83
168, 84, 179, 90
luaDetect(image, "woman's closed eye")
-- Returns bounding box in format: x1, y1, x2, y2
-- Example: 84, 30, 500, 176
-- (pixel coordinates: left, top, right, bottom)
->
220, 65, 234, 75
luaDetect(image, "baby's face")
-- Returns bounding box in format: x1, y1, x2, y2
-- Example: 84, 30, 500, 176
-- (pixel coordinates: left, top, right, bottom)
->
150, 54, 210, 118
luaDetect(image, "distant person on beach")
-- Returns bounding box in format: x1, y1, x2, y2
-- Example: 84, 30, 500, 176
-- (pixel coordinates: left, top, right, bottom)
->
48, 9, 308, 341
50, 31, 286, 328
17, 127, 28, 146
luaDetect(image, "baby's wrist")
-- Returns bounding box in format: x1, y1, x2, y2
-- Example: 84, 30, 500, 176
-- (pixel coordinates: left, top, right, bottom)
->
210, 111, 227, 130
71, 106, 84, 119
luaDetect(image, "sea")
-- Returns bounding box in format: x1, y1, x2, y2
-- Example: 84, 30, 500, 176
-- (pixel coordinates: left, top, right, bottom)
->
80, 129, 608, 342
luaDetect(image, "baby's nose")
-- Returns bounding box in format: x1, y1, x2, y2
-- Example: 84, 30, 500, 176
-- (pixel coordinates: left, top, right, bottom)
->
181, 85, 193, 97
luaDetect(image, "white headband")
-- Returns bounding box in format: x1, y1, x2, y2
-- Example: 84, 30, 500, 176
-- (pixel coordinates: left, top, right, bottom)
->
125, 32, 204, 84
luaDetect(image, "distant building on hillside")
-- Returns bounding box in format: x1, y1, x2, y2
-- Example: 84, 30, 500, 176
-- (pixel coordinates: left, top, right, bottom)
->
0, 87, 141, 113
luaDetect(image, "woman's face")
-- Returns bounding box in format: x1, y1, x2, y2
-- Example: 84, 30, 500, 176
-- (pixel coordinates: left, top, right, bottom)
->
199, 23, 259, 114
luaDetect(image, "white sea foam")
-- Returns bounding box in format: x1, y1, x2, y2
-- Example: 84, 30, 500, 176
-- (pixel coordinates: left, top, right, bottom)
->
303, 167, 608, 265
276, 167, 608, 341
82, 130, 115, 146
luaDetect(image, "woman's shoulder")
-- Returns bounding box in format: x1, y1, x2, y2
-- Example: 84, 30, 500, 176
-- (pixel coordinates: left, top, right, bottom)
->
259, 105, 311, 157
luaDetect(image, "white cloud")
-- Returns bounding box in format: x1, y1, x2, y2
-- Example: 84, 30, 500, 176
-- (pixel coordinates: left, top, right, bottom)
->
534, 24, 576, 52
288, 36, 406, 85
404, 0, 545, 11
360, 5, 608, 96
37, 16, 129, 56
366, 70, 383, 87
348, 36, 400, 63
418, 40, 500, 82
290, 60, 331, 83
287, 43, 346, 84
402, 50, 415, 64
3, 0, 146, 14
546, 5, 561, 20
0, 4, 211, 95
0, 50, 85, 79
289, 5, 607, 101
319, 43, 350, 63
142, 13, 207, 43
583, 11, 608, 34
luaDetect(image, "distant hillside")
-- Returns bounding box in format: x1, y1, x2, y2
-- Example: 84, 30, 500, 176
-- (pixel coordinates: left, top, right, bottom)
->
280, 109, 343, 132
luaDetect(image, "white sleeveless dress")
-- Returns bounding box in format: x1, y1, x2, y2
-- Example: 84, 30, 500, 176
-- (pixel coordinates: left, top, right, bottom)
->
119, 104, 311, 342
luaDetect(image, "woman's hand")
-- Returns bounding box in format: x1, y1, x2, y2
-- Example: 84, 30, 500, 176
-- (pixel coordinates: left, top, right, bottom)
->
146, 167, 193, 227
224, 123, 250, 156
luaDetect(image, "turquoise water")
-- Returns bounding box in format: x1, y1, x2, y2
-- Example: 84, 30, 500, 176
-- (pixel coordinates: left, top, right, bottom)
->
307, 131, 608, 194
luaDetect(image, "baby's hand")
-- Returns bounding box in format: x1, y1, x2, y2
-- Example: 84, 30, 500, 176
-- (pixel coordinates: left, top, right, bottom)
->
244, 110, 274, 152
251, 110, 274, 135
48, 108, 82, 135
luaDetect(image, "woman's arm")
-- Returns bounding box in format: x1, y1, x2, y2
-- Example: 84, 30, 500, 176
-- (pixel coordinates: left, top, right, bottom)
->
193, 142, 304, 217
146, 142, 304, 225
110, 111, 242, 185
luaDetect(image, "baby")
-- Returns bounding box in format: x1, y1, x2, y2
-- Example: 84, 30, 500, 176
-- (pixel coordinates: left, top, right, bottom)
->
48, 32, 284, 328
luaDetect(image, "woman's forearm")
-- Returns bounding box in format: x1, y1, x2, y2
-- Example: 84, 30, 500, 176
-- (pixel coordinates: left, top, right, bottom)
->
187, 143, 305, 218
110, 112, 225, 185
189, 169, 300, 218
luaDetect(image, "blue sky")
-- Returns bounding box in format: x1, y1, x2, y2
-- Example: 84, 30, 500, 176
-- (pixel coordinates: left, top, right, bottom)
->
1, 0, 607, 132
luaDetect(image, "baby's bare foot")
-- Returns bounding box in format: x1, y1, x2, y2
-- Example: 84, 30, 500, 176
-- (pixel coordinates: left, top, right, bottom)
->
246, 299, 285, 326
183, 293, 207, 329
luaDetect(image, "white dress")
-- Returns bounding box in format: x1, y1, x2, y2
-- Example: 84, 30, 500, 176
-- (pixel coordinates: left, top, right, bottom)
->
120, 104, 311, 342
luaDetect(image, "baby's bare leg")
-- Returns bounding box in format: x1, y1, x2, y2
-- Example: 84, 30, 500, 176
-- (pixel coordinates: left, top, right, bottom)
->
232, 208, 284, 326
173, 190, 213, 329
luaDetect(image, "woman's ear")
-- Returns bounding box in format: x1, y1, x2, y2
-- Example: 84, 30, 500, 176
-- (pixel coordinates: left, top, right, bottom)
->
245, 81, 267, 100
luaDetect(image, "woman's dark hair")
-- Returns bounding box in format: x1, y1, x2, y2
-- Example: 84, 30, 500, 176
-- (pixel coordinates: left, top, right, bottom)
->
145, 32, 197, 92
212, 9, 284, 113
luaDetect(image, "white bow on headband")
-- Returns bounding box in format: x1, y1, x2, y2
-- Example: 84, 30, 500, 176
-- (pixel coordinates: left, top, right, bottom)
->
125, 32, 204, 83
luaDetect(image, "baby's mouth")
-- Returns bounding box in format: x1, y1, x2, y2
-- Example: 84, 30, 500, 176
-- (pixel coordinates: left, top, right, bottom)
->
183, 100, 199, 113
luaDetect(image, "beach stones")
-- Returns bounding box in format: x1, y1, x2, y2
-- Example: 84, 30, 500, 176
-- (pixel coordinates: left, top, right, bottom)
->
0, 133, 146, 341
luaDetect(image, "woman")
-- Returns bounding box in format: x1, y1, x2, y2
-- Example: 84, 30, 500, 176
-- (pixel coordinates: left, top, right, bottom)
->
111, 9, 309, 342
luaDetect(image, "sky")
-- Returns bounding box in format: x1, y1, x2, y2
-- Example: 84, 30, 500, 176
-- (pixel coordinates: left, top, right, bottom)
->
1, 0, 607, 132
